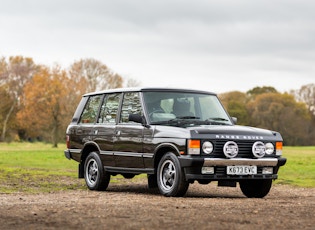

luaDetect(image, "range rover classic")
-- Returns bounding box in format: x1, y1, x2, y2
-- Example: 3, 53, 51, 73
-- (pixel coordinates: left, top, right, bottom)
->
64, 87, 286, 197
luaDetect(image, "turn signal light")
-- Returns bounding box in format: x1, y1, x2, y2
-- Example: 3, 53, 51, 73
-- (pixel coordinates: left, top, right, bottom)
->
276, 142, 283, 156
188, 140, 200, 155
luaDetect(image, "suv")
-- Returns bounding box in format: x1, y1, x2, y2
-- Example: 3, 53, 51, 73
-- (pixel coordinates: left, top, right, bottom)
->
64, 87, 286, 197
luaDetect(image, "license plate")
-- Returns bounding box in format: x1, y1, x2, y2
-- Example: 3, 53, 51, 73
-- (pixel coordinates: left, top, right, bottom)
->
227, 166, 257, 175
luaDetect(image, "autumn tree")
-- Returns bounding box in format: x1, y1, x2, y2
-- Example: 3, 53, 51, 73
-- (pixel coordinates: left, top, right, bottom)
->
69, 58, 123, 93
219, 91, 249, 125
0, 56, 39, 141
247, 92, 313, 145
17, 66, 69, 147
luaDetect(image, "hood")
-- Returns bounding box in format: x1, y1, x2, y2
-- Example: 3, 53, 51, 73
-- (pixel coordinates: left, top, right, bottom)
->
188, 125, 282, 141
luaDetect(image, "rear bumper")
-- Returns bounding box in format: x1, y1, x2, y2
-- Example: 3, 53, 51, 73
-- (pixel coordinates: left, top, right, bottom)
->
64, 150, 72, 160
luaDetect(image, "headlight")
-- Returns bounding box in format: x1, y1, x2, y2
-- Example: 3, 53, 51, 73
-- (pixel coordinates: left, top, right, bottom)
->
265, 143, 274, 155
202, 141, 213, 154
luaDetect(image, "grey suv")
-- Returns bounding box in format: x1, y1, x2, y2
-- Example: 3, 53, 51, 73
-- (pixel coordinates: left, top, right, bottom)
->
64, 87, 286, 197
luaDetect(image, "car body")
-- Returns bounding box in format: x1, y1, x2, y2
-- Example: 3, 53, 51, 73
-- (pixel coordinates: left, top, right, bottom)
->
64, 87, 286, 197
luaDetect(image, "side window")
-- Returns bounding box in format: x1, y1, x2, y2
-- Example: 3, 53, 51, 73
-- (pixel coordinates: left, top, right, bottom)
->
98, 93, 121, 124
120, 92, 142, 123
79, 95, 102, 124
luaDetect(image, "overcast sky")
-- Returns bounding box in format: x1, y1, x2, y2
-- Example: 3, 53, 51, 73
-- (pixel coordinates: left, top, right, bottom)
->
1, 0, 314, 93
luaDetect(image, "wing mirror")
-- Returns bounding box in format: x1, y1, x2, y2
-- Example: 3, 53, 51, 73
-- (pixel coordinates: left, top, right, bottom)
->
128, 114, 148, 127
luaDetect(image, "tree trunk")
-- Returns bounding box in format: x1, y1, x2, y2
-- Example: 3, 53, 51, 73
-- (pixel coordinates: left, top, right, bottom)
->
1, 101, 16, 142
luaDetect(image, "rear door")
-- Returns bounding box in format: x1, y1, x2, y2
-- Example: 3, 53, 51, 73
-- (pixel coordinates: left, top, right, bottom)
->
95, 93, 121, 167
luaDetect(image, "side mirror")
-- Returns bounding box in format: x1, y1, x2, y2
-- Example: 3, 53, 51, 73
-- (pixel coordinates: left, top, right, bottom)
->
232, 117, 237, 125
129, 114, 145, 124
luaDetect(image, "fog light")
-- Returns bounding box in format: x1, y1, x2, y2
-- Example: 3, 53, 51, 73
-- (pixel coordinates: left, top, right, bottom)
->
201, 167, 214, 174
262, 167, 273, 174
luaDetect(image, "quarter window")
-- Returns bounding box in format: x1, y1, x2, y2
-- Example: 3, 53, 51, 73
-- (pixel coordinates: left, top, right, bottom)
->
79, 95, 102, 124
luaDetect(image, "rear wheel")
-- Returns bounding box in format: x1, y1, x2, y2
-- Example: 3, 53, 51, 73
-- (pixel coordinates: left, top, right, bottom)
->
239, 179, 272, 198
84, 152, 110, 191
157, 152, 189, 197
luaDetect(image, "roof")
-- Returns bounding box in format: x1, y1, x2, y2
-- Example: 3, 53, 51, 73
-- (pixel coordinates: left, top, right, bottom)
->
83, 87, 216, 96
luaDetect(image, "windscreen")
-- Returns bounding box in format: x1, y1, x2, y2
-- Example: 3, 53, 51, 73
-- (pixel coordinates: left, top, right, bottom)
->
142, 91, 232, 126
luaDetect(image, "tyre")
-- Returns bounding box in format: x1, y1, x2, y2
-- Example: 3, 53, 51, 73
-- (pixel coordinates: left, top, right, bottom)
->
84, 152, 110, 191
239, 179, 272, 198
157, 152, 189, 197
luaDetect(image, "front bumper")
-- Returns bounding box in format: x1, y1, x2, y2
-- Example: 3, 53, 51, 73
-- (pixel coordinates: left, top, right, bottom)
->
179, 156, 287, 181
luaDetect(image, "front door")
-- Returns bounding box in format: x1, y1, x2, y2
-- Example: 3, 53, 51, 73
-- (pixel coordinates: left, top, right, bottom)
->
114, 92, 144, 168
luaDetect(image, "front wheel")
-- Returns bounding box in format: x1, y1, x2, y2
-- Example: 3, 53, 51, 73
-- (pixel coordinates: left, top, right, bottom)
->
157, 152, 189, 197
84, 152, 110, 191
239, 179, 272, 198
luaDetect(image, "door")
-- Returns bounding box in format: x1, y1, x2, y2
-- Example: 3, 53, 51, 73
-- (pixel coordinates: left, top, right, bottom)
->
114, 92, 145, 168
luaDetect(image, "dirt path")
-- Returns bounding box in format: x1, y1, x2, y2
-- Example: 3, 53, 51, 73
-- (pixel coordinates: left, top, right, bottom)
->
0, 180, 314, 230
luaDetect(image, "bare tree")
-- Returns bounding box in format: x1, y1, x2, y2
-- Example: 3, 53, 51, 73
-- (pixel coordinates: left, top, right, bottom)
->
291, 83, 315, 115
69, 58, 123, 93
0, 56, 39, 141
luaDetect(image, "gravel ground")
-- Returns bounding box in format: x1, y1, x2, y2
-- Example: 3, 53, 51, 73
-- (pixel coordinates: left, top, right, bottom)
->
0, 179, 314, 230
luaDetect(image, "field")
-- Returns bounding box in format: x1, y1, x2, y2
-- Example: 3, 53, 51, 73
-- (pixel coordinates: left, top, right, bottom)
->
0, 142, 314, 229
0, 142, 314, 193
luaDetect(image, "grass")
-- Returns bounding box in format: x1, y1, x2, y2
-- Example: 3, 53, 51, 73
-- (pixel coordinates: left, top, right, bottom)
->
0, 142, 314, 194
0, 142, 85, 194
276, 146, 315, 187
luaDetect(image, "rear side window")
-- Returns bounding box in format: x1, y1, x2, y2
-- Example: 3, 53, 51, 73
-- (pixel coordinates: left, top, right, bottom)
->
98, 93, 121, 124
79, 95, 102, 124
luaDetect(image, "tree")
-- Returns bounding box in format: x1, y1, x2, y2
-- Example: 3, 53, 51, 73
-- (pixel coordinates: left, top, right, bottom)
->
247, 86, 278, 99
219, 91, 249, 125
0, 56, 39, 141
291, 83, 315, 115
69, 58, 123, 93
247, 92, 313, 146
17, 66, 69, 147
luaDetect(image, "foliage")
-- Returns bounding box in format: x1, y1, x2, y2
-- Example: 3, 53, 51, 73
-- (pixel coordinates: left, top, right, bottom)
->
219, 91, 249, 125
219, 86, 315, 146
291, 83, 315, 115
0, 56, 130, 145
16, 66, 70, 147
0, 56, 39, 141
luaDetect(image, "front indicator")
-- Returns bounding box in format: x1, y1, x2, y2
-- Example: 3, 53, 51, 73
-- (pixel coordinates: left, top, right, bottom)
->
188, 140, 200, 155
276, 142, 283, 156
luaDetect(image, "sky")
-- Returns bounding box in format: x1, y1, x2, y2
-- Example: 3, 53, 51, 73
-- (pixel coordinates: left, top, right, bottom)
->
1, 0, 314, 93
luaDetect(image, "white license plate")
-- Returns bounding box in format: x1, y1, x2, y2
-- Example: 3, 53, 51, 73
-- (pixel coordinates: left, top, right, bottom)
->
227, 166, 257, 175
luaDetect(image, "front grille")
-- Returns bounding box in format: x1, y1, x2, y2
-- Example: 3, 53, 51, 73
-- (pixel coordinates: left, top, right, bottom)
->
208, 140, 257, 158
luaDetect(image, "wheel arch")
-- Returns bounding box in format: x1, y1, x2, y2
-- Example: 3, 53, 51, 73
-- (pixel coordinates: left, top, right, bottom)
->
79, 142, 101, 177
153, 143, 181, 173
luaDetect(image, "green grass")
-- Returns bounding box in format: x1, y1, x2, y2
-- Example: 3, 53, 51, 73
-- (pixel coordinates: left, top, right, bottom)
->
276, 146, 315, 187
0, 142, 85, 193
0, 143, 314, 194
